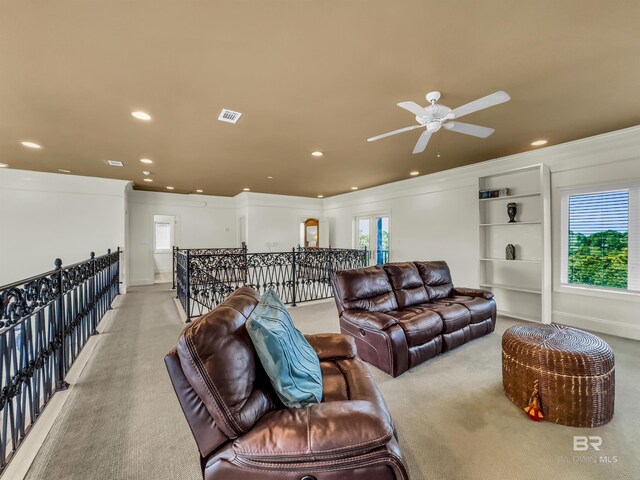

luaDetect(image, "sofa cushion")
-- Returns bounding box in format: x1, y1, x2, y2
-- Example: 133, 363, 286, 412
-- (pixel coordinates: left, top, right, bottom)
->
386, 309, 443, 347
247, 290, 323, 409
383, 262, 429, 308
420, 302, 471, 333
233, 400, 393, 462
435, 295, 496, 324
333, 265, 398, 312
177, 287, 279, 439
414, 261, 454, 300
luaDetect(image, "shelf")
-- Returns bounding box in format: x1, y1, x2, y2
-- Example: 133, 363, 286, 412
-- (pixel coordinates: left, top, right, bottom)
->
480, 283, 541, 294
480, 258, 542, 264
479, 192, 541, 202
479, 221, 541, 226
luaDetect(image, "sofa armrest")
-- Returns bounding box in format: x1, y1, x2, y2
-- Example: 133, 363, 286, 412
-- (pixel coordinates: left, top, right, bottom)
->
453, 287, 494, 300
341, 309, 398, 330
233, 400, 393, 462
305, 333, 357, 360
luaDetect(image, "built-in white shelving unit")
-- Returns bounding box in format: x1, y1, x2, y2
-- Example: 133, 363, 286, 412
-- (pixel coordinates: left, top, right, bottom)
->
478, 165, 551, 323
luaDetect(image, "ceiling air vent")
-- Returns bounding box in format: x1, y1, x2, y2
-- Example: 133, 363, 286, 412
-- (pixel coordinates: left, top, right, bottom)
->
107, 160, 124, 167
218, 108, 242, 124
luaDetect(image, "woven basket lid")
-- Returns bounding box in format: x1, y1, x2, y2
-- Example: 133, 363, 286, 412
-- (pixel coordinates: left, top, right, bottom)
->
502, 324, 614, 377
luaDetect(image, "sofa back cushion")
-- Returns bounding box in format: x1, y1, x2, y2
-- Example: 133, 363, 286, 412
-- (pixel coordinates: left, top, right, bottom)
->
383, 262, 429, 308
177, 287, 279, 440
332, 265, 398, 312
415, 261, 454, 300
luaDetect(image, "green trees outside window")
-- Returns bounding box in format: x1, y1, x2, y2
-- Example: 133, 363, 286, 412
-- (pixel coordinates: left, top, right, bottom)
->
567, 191, 629, 290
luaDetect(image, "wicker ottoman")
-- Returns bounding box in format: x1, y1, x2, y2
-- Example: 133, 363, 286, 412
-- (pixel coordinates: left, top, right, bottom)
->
502, 324, 615, 427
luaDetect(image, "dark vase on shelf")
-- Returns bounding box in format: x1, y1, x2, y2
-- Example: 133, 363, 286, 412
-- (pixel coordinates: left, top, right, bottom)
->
507, 202, 517, 223
506, 244, 516, 260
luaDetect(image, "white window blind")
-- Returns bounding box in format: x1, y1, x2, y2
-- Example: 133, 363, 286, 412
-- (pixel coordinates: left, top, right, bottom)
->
562, 185, 640, 293
155, 223, 172, 251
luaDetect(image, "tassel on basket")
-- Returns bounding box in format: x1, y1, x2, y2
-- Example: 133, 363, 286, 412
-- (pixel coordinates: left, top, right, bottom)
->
524, 379, 544, 422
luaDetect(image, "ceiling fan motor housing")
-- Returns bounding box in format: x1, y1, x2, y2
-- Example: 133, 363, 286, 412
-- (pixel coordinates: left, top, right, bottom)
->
416, 103, 451, 125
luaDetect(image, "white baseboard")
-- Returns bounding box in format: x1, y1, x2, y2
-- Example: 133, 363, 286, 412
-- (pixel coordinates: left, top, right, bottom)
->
2, 295, 123, 480
553, 310, 640, 341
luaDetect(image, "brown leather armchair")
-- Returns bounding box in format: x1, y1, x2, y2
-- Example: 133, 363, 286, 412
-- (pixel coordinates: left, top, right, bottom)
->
332, 261, 496, 377
165, 286, 409, 480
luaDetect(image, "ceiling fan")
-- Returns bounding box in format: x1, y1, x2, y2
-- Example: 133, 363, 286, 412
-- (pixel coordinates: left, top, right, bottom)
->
367, 90, 510, 154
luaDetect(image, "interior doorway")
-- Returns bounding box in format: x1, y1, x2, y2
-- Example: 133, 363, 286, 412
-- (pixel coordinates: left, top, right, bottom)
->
355, 215, 390, 264
153, 214, 176, 284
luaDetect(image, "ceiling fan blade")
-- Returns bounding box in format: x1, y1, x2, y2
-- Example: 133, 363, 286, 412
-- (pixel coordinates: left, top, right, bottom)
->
445, 121, 495, 138
397, 101, 428, 117
412, 130, 432, 154
367, 124, 424, 142
451, 91, 510, 119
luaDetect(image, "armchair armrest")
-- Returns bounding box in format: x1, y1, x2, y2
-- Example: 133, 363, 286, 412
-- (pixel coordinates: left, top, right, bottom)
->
454, 287, 494, 300
341, 309, 398, 330
233, 400, 393, 462
305, 333, 357, 360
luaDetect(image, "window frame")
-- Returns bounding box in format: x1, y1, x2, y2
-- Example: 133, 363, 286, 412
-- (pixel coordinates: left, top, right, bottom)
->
559, 182, 639, 298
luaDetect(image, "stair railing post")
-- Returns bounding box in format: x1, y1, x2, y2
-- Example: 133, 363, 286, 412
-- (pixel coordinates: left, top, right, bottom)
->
116, 246, 121, 296
55, 258, 69, 391
90, 252, 98, 335
172, 246, 177, 290
106, 249, 113, 308
291, 248, 297, 307
186, 249, 191, 321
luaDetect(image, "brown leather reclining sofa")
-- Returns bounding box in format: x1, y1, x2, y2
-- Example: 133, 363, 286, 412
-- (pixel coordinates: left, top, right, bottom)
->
165, 286, 409, 480
332, 261, 496, 377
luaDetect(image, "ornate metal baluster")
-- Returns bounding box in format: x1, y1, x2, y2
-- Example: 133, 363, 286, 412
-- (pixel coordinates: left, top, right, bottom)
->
0, 248, 120, 473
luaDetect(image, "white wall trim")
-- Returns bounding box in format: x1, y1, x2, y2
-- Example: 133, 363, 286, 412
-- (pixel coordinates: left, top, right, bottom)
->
553, 310, 640, 341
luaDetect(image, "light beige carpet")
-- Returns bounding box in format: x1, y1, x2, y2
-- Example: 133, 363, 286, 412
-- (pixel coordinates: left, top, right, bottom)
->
25, 288, 640, 480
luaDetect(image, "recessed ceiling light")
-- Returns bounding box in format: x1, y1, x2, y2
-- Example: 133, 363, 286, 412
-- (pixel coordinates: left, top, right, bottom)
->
317, 194, 324, 198
131, 111, 151, 121
0, 163, 9, 168
195, 189, 203, 193
351, 186, 358, 190
21, 141, 42, 149
311, 151, 323, 157
58, 169, 72, 173
140, 158, 153, 164
243, 187, 251, 191
166, 186, 174, 190
107, 160, 124, 167
410, 171, 419, 176
142, 170, 151, 176
143, 178, 153, 182
267, 176, 273, 179
531, 139, 548, 146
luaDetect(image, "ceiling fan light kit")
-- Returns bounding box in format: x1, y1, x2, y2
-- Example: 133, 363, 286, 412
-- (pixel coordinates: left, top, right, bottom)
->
368, 90, 511, 154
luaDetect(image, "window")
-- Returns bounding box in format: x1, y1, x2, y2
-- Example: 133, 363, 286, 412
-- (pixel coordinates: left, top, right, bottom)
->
561, 185, 639, 293
154, 222, 172, 251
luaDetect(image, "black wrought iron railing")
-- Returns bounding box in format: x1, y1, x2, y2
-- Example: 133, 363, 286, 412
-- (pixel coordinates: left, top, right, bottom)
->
172, 245, 246, 289
0, 249, 120, 473
175, 247, 368, 318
